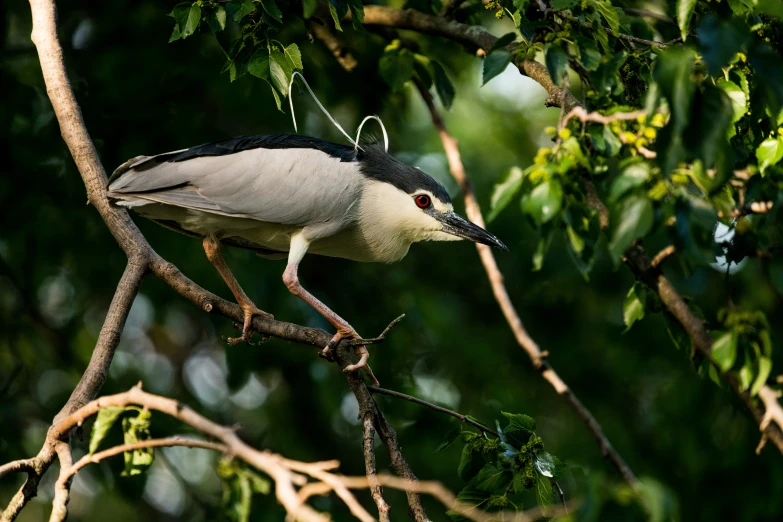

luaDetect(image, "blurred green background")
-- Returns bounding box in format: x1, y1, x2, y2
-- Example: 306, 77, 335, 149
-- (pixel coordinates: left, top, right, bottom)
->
2, 0, 783, 520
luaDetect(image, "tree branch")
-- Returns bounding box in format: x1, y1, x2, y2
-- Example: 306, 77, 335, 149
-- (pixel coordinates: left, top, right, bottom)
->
624, 246, 783, 454
360, 6, 581, 113
362, 412, 391, 522
414, 81, 639, 488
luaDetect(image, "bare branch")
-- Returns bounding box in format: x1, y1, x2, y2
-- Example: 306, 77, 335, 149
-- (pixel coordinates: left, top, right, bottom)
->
48, 442, 73, 522
415, 82, 639, 488
300, 474, 574, 522
362, 413, 391, 522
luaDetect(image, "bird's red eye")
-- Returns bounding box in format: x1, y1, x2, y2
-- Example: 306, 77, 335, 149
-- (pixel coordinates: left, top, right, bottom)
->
415, 195, 431, 209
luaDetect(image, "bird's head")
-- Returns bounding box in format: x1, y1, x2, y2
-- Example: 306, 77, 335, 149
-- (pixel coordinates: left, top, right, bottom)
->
357, 146, 507, 252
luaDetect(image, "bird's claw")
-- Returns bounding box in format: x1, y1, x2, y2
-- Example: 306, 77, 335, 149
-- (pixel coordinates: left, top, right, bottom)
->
323, 329, 379, 386
225, 306, 273, 346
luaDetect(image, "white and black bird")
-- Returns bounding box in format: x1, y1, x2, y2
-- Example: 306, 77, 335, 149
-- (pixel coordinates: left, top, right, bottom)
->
108, 134, 507, 383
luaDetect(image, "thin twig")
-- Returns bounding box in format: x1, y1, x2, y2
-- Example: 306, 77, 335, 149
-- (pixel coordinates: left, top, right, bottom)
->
650, 246, 676, 268
368, 386, 498, 436
346, 314, 406, 346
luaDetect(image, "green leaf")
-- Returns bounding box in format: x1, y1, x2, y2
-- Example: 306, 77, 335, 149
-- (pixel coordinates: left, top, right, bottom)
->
697, 16, 750, 76
432, 61, 455, 110
434, 426, 461, 453
676, 0, 697, 40
247, 49, 271, 81
170, 3, 201, 39
259, 0, 283, 22
447, 486, 491, 521
270, 84, 283, 111
623, 283, 646, 331
608, 195, 653, 264
328, 0, 348, 31
226, 0, 255, 21
712, 331, 738, 372
488, 167, 523, 222
472, 464, 513, 493
121, 410, 154, 476
534, 452, 556, 477
751, 357, 772, 397
458, 445, 483, 482
501, 412, 536, 432
284, 44, 303, 70
521, 179, 563, 226
512, 472, 529, 494
748, 43, 783, 119
89, 407, 125, 455
205, 6, 227, 32
535, 475, 554, 507
544, 44, 569, 87
757, 136, 783, 174
489, 33, 516, 54
482, 50, 512, 86
653, 47, 696, 175
302, 0, 318, 18
379, 49, 414, 91
716, 80, 747, 128
269, 51, 293, 96
552, 0, 577, 8
589, 0, 620, 34
348, 0, 365, 32
609, 162, 649, 202
169, 25, 182, 43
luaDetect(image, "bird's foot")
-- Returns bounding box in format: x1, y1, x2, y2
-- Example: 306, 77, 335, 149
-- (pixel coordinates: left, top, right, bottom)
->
225, 304, 273, 346
322, 328, 380, 386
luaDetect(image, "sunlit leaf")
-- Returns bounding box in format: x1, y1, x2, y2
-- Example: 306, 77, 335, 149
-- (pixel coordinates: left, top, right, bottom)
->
711, 331, 737, 372
589, 0, 620, 34
757, 136, 783, 175
488, 167, 523, 222
89, 407, 125, 455
284, 44, 303, 70
676, 0, 697, 40
623, 283, 646, 331
751, 357, 772, 396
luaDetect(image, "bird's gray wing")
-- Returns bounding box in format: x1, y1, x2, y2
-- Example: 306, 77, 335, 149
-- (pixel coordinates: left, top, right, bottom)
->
108, 143, 364, 227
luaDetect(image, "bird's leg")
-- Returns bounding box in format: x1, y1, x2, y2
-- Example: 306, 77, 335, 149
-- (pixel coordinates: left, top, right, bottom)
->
202, 236, 273, 345
283, 261, 379, 386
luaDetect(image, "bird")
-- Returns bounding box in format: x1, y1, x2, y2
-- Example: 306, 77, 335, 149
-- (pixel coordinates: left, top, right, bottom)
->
107, 134, 507, 384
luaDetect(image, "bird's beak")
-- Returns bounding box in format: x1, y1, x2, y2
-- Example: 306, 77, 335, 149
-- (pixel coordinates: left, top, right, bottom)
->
435, 211, 508, 251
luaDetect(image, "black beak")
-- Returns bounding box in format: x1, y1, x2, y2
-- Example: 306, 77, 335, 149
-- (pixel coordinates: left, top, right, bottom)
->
434, 211, 508, 251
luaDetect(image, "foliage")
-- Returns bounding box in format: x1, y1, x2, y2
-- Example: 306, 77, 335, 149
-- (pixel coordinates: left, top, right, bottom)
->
3, 0, 783, 520
435, 411, 563, 518
88, 407, 155, 476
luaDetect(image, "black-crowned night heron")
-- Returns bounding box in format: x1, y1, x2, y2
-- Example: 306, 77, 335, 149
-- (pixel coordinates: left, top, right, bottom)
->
108, 134, 506, 383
